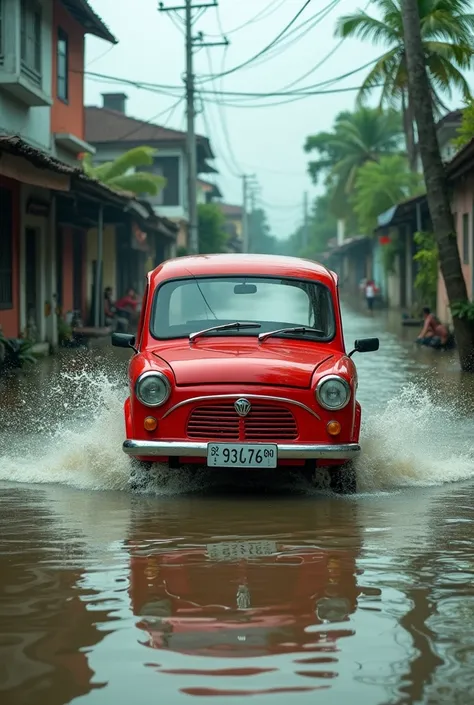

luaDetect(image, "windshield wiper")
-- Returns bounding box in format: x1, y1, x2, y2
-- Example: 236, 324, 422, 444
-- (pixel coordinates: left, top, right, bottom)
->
258, 326, 324, 343
189, 321, 261, 343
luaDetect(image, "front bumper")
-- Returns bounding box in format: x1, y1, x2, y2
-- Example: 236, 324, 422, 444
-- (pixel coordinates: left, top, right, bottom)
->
123, 440, 361, 461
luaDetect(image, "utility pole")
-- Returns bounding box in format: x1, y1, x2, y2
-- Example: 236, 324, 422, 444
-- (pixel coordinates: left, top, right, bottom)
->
184, 0, 198, 255
241, 173, 258, 253
242, 174, 249, 253
159, 1, 228, 255
302, 191, 309, 250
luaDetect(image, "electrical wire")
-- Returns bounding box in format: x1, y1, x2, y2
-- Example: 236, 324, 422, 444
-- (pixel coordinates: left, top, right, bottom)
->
83, 54, 381, 100
203, 46, 243, 177
216, 0, 342, 79
199, 95, 241, 179
117, 97, 184, 141
262, 0, 371, 93
195, 0, 314, 83
205, 0, 288, 38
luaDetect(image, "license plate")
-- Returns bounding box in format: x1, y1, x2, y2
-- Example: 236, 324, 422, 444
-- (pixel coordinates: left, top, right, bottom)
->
207, 443, 277, 468
207, 540, 277, 561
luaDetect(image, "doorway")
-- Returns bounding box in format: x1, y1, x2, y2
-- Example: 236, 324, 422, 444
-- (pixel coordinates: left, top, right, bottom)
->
25, 227, 39, 338
72, 231, 84, 315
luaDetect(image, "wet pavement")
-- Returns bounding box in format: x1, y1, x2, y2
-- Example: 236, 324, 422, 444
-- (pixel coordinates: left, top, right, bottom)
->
1, 302, 474, 705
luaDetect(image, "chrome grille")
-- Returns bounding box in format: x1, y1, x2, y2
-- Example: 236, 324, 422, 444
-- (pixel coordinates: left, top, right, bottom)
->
186, 402, 298, 441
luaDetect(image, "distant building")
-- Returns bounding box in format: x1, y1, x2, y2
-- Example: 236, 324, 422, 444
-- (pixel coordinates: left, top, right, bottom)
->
85, 94, 218, 251
415, 109, 463, 172
197, 178, 221, 204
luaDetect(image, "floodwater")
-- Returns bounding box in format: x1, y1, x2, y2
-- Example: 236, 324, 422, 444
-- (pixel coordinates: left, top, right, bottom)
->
1, 302, 474, 705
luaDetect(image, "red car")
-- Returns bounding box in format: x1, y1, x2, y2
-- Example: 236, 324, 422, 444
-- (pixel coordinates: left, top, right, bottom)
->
112, 254, 379, 493
129, 540, 360, 660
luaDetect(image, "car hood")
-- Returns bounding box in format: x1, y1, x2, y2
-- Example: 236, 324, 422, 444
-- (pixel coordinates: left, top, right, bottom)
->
151, 340, 334, 388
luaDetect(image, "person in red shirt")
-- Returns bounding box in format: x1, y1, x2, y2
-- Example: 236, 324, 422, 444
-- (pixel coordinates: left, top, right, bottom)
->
116, 287, 138, 313
115, 288, 139, 325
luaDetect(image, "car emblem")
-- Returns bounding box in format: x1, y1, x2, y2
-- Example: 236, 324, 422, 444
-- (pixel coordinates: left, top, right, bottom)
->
234, 398, 251, 417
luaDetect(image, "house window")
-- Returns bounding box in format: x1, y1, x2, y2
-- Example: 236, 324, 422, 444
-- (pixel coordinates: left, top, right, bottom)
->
0, 187, 13, 310
154, 156, 180, 206
463, 213, 469, 264
20, 0, 42, 80
57, 28, 68, 101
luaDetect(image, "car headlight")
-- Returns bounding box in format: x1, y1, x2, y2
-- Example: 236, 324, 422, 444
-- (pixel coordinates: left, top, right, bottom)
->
316, 375, 351, 410
135, 371, 171, 407
316, 596, 351, 623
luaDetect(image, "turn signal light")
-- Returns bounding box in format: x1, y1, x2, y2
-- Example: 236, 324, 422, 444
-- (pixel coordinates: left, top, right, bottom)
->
144, 416, 158, 432
327, 420, 341, 436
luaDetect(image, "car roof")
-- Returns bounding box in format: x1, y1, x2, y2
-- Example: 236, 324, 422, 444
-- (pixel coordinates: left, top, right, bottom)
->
150, 253, 337, 287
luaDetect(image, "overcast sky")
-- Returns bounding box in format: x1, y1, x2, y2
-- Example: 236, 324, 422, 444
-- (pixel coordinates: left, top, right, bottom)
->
84, 0, 467, 240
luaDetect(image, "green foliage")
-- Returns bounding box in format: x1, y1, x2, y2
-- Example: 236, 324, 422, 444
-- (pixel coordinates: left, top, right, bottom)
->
176, 245, 188, 257
248, 208, 279, 254
450, 300, 474, 321
82, 147, 166, 196
454, 98, 474, 149
304, 107, 404, 218
381, 236, 403, 275
413, 231, 438, 309
335, 0, 474, 115
198, 203, 228, 254
352, 155, 424, 233
0, 333, 37, 371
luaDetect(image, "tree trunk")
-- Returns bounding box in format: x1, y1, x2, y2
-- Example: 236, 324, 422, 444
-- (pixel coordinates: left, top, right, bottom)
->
401, 0, 474, 372
402, 88, 417, 172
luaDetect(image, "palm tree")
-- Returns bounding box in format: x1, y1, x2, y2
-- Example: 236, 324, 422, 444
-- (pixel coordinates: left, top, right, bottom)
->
82, 146, 166, 196
335, 0, 474, 170
352, 154, 424, 232
304, 106, 404, 218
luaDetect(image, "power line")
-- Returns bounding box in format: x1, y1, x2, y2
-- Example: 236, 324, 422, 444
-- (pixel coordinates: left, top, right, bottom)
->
217, 0, 342, 78
83, 55, 381, 100
206, 1, 340, 79
195, 0, 314, 83
158, 0, 228, 255
202, 46, 243, 177
117, 97, 184, 140
204, 0, 287, 38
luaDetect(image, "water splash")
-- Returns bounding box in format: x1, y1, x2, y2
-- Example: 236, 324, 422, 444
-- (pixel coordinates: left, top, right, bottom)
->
0, 364, 473, 494
357, 383, 474, 491
0, 358, 131, 491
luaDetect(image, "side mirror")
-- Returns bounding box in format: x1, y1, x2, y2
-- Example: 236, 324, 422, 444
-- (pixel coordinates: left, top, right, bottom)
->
348, 337, 379, 357
112, 333, 136, 350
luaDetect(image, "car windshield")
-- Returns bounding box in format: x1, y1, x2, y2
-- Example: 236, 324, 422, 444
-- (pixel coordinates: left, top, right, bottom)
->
151, 276, 336, 341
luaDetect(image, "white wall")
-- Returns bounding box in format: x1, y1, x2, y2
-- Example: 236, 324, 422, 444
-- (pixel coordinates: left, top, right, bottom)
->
0, 0, 53, 150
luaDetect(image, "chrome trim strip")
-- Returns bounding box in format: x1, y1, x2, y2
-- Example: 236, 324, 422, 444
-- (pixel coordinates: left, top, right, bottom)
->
162, 393, 321, 420
123, 440, 360, 460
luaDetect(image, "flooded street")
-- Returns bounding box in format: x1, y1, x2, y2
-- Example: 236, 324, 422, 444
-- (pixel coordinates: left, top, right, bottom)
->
1, 302, 474, 705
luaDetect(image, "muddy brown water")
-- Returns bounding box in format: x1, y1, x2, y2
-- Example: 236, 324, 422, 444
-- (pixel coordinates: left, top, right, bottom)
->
1, 303, 474, 705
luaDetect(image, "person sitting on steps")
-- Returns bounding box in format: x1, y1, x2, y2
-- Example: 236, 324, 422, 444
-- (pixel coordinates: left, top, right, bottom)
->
416, 307, 452, 349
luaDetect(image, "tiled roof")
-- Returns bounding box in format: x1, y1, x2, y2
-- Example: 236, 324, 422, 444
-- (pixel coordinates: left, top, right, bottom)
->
85, 107, 215, 160
60, 0, 117, 43
0, 135, 177, 237
220, 203, 243, 217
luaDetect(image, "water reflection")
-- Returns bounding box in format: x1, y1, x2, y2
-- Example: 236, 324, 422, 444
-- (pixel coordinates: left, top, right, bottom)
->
1, 302, 474, 704
0, 486, 111, 704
